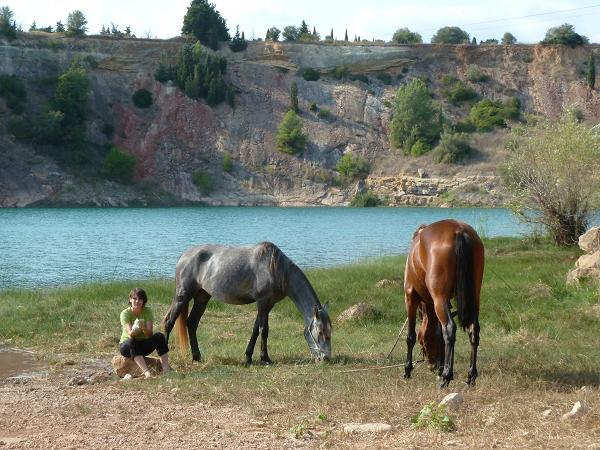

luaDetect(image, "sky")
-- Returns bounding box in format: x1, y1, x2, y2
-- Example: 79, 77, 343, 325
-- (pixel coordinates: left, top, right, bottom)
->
3, 0, 600, 44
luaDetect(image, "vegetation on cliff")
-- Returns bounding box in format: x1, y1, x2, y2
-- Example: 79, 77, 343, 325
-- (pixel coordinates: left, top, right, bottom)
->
276, 110, 307, 155
181, 0, 229, 50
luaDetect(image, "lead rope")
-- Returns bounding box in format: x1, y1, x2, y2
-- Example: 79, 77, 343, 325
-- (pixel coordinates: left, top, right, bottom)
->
385, 317, 408, 360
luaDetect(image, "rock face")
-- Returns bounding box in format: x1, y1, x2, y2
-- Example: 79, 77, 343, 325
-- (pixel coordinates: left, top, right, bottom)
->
566, 227, 600, 285
1, 35, 599, 207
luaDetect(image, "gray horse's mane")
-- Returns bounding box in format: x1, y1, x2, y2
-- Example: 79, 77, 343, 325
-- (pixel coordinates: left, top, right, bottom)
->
256, 241, 290, 294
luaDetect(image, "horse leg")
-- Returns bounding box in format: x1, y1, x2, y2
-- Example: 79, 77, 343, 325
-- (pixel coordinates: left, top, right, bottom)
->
466, 319, 480, 385
434, 297, 456, 388
187, 290, 210, 362
244, 315, 261, 367
404, 289, 420, 379
164, 293, 190, 343
258, 306, 274, 365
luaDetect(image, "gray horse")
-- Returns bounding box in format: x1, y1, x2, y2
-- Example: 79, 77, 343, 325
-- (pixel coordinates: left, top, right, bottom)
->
163, 242, 332, 365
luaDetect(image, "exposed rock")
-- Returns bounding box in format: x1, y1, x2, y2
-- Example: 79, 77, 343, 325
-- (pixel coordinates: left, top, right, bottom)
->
338, 302, 380, 322
111, 355, 162, 378
579, 227, 600, 254
561, 401, 589, 420
567, 248, 600, 285
341, 423, 392, 434
439, 392, 463, 411
375, 278, 402, 288
541, 408, 552, 418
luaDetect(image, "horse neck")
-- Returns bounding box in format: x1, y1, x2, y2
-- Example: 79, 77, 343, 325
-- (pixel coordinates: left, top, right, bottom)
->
285, 264, 322, 326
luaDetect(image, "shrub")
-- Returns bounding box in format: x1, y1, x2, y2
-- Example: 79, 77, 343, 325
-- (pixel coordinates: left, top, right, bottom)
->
465, 65, 489, 83
410, 140, 431, 157
411, 402, 455, 432
332, 66, 349, 80
431, 26, 469, 44
302, 68, 320, 81
309, 102, 318, 112
317, 108, 331, 120
337, 152, 371, 180
103, 147, 136, 183
501, 96, 521, 120
468, 99, 506, 131
376, 73, 392, 85
392, 27, 422, 44
432, 131, 472, 163
276, 110, 307, 155
222, 152, 233, 172
349, 73, 369, 83
350, 190, 381, 207
192, 170, 214, 194
32, 109, 65, 144
441, 78, 478, 104
0, 74, 27, 114
7, 117, 32, 140
132, 88, 153, 108
541, 23, 588, 47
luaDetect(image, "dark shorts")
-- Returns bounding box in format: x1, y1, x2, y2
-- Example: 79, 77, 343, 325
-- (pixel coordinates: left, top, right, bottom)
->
119, 332, 169, 358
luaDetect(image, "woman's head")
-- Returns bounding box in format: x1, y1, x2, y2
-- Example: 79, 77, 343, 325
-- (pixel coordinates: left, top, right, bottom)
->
129, 288, 148, 307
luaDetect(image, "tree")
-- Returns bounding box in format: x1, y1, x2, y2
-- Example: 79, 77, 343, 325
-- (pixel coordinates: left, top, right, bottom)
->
541, 23, 588, 47
66, 10, 88, 37
181, 0, 230, 51
299, 20, 309, 35
588, 53, 596, 90
55, 21, 65, 33
265, 27, 280, 41
501, 111, 600, 245
337, 152, 371, 180
344, 28, 348, 41
276, 110, 307, 155
282, 25, 299, 41
431, 26, 469, 44
392, 27, 422, 44
501, 32, 517, 45
471, 37, 477, 45
229, 25, 247, 52
0, 6, 17, 39
389, 79, 442, 154
290, 81, 299, 112
103, 147, 136, 183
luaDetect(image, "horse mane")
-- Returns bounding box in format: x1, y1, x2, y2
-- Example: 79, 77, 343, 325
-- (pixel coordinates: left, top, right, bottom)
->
256, 242, 289, 294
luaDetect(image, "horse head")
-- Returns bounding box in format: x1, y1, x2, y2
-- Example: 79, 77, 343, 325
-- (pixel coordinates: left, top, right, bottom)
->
304, 304, 332, 360
418, 309, 444, 371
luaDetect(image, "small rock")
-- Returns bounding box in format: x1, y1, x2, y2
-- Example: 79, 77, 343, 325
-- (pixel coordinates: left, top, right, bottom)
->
541, 409, 552, 418
338, 302, 381, 322
439, 392, 463, 411
342, 423, 392, 434
375, 278, 401, 288
561, 401, 589, 420
67, 376, 91, 386
122, 374, 133, 381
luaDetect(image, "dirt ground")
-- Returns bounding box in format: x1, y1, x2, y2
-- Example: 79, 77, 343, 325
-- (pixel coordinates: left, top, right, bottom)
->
1, 357, 599, 450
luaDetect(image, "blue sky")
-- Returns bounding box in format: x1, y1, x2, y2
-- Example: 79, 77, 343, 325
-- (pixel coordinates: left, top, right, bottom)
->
3, 0, 600, 43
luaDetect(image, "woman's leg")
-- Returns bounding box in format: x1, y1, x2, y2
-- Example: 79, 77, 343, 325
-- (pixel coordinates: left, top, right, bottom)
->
152, 332, 171, 372
119, 338, 153, 378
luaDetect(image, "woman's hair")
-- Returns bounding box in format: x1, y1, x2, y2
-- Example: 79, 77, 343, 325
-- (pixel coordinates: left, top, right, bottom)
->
129, 287, 148, 306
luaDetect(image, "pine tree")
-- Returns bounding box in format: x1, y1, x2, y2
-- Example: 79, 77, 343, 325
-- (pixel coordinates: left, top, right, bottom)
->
345, 29, 348, 41
471, 37, 477, 45
290, 81, 299, 112
313, 26, 316, 35
588, 53, 596, 89
330, 28, 333, 39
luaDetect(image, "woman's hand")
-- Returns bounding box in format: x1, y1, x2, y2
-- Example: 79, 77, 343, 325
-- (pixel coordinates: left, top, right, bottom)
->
141, 320, 153, 337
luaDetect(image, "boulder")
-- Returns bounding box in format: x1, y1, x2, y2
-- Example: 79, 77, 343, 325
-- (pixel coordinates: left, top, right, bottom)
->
338, 302, 381, 322
111, 355, 162, 378
566, 252, 600, 285
439, 392, 463, 411
578, 227, 600, 254
561, 401, 589, 420
342, 423, 392, 434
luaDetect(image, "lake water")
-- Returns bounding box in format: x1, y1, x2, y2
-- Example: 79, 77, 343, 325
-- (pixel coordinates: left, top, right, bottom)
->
0, 207, 528, 289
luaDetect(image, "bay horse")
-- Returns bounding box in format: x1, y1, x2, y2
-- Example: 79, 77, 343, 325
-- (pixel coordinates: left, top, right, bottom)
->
163, 242, 332, 365
403, 219, 484, 388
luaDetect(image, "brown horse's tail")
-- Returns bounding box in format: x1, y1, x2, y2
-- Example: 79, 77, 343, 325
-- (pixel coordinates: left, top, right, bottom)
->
455, 231, 476, 331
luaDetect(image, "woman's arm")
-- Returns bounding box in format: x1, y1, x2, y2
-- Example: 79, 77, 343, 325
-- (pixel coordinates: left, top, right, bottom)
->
140, 320, 153, 337
126, 322, 142, 337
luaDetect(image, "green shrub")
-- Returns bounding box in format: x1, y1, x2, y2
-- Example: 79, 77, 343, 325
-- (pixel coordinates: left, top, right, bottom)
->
441, 74, 458, 86
309, 102, 318, 112
501, 96, 521, 120
349, 73, 369, 83
332, 66, 349, 80
276, 110, 307, 155
410, 140, 431, 156
0, 74, 27, 114
192, 170, 214, 194
376, 73, 392, 85
466, 65, 489, 82
433, 131, 472, 163
7, 117, 32, 140
222, 152, 233, 172
337, 152, 371, 180
103, 147, 136, 183
411, 402, 456, 432
317, 108, 331, 120
442, 79, 478, 104
468, 98, 506, 131
302, 68, 320, 81
132, 88, 153, 108
453, 120, 476, 133
32, 109, 65, 144
350, 190, 381, 207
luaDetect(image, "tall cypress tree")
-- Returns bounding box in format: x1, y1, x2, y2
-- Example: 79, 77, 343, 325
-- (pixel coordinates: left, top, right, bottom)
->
290, 81, 299, 113
345, 29, 348, 41
588, 53, 596, 89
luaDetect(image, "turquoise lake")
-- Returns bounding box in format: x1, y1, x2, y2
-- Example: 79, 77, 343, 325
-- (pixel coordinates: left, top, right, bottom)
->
1, 207, 528, 288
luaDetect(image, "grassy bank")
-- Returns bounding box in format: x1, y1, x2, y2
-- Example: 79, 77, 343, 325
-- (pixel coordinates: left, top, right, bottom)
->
1, 237, 599, 446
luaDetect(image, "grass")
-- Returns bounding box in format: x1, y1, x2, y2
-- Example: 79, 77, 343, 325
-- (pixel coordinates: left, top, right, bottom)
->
1, 237, 599, 445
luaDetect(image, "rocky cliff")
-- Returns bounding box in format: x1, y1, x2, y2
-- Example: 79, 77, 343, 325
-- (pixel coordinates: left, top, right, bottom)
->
0, 34, 599, 207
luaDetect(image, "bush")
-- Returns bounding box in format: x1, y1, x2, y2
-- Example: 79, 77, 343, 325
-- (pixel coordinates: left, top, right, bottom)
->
410, 140, 431, 157
302, 68, 320, 81
465, 65, 489, 82
309, 102, 318, 112
0, 74, 26, 113
431, 26, 469, 44
349, 73, 369, 84
103, 147, 136, 183
317, 108, 331, 120
192, 170, 214, 194
541, 23, 588, 47
501, 96, 521, 120
337, 153, 371, 180
432, 131, 472, 163
332, 66, 350, 80
441, 78, 478, 104
222, 152, 233, 172
468, 99, 506, 131
392, 28, 422, 44
350, 190, 381, 207
276, 110, 307, 155
32, 109, 65, 144
376, 73, 392, 85
132, 88, 153, 108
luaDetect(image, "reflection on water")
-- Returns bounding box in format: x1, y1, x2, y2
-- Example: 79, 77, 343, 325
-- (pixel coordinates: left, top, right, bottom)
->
0, 207, 530, 288
0, 347, 45, 379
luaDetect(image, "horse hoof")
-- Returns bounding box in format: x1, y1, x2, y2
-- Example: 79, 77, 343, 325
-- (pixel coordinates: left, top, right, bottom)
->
244, 360, 252, 368
403, 372, 411, 379
260, 359, 273, 366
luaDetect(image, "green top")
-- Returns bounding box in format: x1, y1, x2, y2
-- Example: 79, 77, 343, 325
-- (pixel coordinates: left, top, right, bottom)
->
119, 306, 154, 343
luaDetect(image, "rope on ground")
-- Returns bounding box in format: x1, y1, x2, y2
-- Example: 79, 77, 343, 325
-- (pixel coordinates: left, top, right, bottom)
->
385, 317, 408, 360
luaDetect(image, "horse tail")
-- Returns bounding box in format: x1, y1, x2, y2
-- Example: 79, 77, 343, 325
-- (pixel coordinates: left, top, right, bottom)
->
455, 231, 476, 331
176, 301, 189, 351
